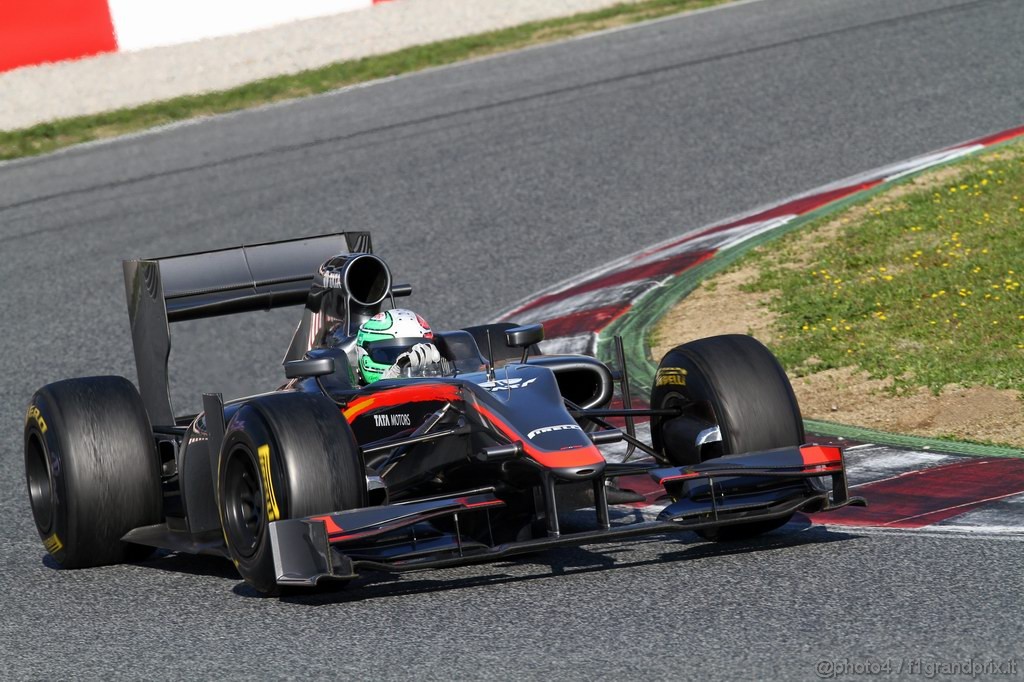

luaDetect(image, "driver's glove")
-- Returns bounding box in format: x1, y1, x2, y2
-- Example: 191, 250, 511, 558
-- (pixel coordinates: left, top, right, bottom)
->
381, 343, 441, 379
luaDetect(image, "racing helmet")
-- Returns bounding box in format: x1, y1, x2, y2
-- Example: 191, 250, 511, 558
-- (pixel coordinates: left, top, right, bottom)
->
355, 309, 433, 383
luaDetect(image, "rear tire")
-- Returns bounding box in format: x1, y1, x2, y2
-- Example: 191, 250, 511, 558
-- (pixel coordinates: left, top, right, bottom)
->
24, 377, 162, 568
217, 392, 367, 595
650, 335, 804, 541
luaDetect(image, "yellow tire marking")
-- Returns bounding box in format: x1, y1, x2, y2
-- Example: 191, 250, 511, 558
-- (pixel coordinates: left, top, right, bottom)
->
26, 405, 48, 434
655, 367, 688, 387
43, 533, 63, 555
257, 444, 281, 522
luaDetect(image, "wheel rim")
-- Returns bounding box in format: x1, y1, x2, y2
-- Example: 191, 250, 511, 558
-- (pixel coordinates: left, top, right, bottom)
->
25, 434, 53, 534
222, 446, 265, 559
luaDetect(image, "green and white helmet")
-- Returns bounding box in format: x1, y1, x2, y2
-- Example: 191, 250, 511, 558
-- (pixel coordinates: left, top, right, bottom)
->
355, 309, 433, 383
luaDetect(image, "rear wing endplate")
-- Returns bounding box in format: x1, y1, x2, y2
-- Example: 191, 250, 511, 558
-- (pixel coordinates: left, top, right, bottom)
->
123, 232, 372, 425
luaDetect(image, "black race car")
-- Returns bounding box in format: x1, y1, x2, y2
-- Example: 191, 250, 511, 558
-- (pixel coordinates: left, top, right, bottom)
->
24, 232, 864, 594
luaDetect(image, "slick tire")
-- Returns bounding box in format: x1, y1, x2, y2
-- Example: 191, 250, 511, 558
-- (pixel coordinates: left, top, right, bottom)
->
24, 376, 162, 568
217, 392, 367, 595
650, 335, 804, 541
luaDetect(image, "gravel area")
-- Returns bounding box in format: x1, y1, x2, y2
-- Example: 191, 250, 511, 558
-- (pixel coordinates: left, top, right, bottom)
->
0, 0, 644, 131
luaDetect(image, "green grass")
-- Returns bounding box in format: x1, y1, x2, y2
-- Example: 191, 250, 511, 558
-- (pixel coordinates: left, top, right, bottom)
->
739, 142, 1024, 394
0, 0, 729, 161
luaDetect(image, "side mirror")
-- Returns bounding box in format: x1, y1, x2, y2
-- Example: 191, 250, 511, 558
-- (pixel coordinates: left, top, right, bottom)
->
505, 324, 544, 349
284, 357, 335, 379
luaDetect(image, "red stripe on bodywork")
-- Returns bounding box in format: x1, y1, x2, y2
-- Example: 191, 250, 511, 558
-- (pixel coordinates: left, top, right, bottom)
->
342, 383, 462, 421
474, 403, 604, 469
310, 515, 344, 535
311, 498, 503, 542
800, 445, 843, 467
655, 445, 844, 484
811, 457, 1024, 528
453, 496, 505, 510
0, 0, 117, 72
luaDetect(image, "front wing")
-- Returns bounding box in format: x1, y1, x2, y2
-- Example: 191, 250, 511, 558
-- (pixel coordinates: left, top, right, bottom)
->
269, 444, 866, 587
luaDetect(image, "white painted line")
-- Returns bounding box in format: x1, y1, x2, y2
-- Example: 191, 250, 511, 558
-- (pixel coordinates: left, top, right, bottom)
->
716, 215, 797, 251
109, 0, 373, 52
819, 524, 1024, 540
882, 145, 984, 182
882, 489, 1024, 527
922, 524, 1024, 536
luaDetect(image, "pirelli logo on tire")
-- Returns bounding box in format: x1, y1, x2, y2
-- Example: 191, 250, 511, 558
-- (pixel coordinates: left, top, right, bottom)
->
655, 367, 688, 387
26, 405, 48, 434
257, 445, 281, 522
43, 533, 63, 555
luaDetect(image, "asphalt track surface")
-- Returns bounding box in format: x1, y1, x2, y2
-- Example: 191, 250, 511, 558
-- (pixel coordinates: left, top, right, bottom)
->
2, 0, 1023, 678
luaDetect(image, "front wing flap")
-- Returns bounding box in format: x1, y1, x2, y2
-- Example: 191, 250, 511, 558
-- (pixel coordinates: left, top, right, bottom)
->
269, 490, 504, 586
650, 444, 866, 523
268, 445, 865, 587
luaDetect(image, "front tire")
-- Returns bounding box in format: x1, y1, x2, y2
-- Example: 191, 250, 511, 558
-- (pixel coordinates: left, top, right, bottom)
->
217, 392, 366, 595
650, 335, 804, 541
24, 377, 162, 568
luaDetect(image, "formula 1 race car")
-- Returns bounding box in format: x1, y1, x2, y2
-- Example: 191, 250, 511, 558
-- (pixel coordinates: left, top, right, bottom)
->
24, 233, 864, 594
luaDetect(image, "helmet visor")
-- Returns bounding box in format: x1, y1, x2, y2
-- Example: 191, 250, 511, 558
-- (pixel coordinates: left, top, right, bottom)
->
362, 338, 424, 366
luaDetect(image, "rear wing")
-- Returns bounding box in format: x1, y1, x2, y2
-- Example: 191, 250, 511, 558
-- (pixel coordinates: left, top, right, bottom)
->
123, 232, 372, 425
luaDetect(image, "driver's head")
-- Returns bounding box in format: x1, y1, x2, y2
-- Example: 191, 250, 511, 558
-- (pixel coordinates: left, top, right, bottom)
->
355, 309, 433, 384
